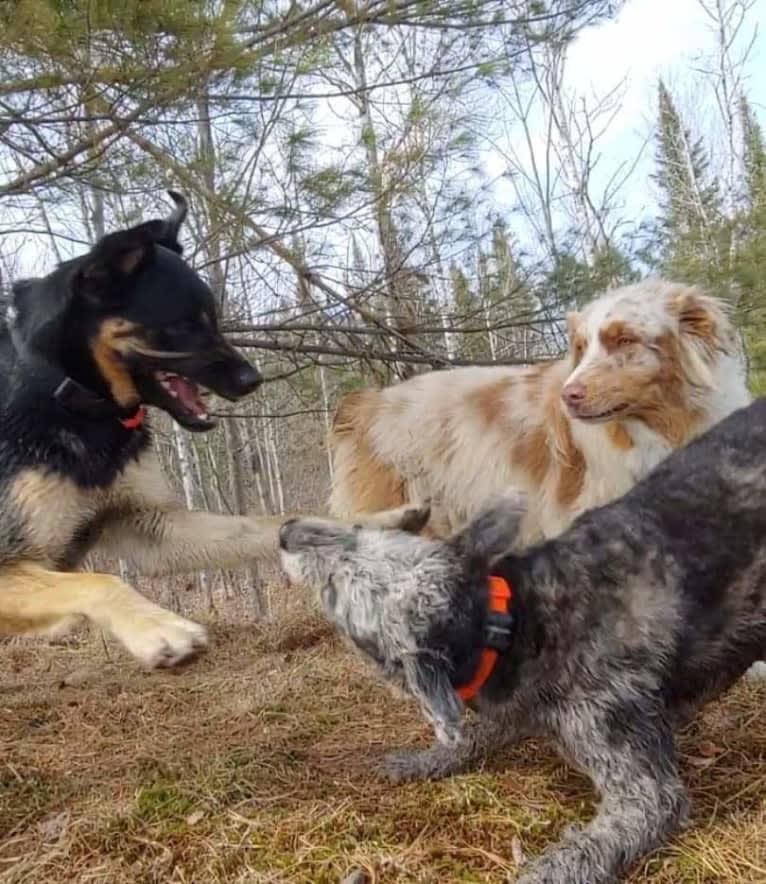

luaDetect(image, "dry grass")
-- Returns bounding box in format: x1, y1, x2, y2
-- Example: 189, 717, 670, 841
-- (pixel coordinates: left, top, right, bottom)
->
1, 606, 765, 884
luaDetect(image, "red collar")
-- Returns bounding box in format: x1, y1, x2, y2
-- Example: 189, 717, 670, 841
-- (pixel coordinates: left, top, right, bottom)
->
455, 575, 513, 702
120, 406, 147, 430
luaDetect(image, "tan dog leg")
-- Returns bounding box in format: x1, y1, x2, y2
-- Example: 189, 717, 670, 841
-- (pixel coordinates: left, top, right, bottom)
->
96, 510, 287, 576
0, 563, 207, 667
96, 503, 431, 577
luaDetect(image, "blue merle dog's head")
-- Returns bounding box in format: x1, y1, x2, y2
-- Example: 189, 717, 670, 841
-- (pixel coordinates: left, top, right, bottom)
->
279, 497, 527, 746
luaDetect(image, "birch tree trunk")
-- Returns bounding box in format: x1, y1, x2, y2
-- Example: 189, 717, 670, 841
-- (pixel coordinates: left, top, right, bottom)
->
173, 424, 215, 611
197, 88, 266, 618
349, 27, 418, 379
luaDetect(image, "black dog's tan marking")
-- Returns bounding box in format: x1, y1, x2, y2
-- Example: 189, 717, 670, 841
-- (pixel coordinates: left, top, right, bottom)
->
0, 192, 293, 668
89, 318, 144, 408
280, 397, 766, 884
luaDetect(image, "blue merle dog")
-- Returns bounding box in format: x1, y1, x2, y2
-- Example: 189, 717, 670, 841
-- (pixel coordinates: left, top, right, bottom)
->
279, 397, 766, 883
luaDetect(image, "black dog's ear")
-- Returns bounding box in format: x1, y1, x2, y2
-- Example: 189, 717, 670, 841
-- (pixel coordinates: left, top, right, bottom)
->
159, 190, 187, 253
450, 493, 527, 565
11, 278, 38, 297
10, 278, 40, 310
404, 654, 463, 747
73, 226, 157, 303
72, 190, 190, 303
135, 190, 187, 255
5, 278, 41, 338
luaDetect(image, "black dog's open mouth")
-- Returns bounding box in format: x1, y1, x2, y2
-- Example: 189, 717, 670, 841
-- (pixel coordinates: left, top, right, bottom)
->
149, 370, 216, 431
157, 371, 209, 418
126, 343, 261, 432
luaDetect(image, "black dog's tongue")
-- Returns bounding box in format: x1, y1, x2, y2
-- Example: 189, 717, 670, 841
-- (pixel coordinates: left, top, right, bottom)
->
167, 375, 206, 417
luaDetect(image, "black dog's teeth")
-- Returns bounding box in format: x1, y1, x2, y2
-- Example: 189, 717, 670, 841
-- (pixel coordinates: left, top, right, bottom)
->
155, 371, 210, 421
157, 372, 178, 399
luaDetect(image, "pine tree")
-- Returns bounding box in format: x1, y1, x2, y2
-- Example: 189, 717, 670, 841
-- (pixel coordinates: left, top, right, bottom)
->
741, 96, 766, 220
735, 96, 766, 392
485, 221, 537, 360
451, 260, 492, 362
652, 80, 727, 286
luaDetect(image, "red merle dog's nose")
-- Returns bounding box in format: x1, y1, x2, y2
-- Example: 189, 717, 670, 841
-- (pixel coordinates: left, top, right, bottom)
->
561, 381, 587, 408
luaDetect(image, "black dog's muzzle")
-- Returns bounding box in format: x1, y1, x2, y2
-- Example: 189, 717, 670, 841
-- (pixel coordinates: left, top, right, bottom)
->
131, 342, 263, 401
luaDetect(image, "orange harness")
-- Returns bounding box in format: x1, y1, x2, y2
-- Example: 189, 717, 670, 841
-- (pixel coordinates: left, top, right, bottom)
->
455, 575, 514, 701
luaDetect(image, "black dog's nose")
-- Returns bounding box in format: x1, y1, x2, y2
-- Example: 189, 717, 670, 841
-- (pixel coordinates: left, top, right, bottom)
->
279, 518, 299, 551
232, 362, 262, 396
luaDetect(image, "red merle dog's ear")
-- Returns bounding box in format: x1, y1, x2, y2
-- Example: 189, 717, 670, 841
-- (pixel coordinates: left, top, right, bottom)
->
665, 284, 728, 345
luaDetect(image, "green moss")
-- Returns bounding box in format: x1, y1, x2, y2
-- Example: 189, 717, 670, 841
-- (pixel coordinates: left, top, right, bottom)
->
134, 781, 196, 823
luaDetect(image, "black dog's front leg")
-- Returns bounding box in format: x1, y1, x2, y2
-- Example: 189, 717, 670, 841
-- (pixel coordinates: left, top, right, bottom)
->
517, 709, 689, 884
383, 715, 521, 783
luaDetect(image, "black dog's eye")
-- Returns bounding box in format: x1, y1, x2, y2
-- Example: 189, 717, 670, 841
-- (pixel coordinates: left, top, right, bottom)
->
170, 319, 198, 334
166, 313, 217, 339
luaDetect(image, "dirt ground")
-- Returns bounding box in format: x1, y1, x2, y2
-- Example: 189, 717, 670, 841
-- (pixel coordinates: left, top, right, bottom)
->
1, 610, 765, 884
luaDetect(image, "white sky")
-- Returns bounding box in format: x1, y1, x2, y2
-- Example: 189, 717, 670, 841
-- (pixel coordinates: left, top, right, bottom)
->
556, 0, 765, 221
4, 0, 765, 280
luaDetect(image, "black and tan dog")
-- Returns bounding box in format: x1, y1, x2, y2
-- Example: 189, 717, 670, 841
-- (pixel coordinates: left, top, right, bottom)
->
0, 192, 284, 667
0, 192, 429, 669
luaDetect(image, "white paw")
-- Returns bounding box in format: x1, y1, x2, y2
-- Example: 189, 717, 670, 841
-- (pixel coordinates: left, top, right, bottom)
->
110, 604, 208, 668
745, 661, 766, 681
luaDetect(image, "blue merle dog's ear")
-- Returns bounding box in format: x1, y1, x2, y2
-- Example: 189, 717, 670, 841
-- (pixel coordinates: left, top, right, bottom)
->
352, 502, 431, 534
403, 654, 463, 747
395, 501, 431, 534
450, 494, 527, 565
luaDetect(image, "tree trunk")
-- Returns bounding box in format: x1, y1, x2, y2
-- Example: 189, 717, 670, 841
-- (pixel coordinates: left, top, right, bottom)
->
352, 27, 418, 379
197, 88, 265, 618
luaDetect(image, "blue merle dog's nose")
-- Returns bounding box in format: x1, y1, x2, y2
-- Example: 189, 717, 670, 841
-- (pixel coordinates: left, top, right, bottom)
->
279, 518, 299, 551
